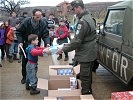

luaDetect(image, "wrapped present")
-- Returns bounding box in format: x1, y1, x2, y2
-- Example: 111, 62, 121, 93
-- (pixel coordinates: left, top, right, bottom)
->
43, 44, 64, 56
111, 91, 133, 100
49, 44, 63, 55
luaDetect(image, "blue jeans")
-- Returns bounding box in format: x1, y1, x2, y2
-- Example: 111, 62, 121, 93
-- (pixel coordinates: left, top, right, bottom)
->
9, 41, 18, 56
26, 62, 38, 87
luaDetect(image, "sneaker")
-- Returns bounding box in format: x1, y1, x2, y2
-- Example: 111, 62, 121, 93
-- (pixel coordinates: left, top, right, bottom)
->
18, 60, 21, 63
64, 57, 68, 61
57, 55, 62, 60
21, 78, 26, 84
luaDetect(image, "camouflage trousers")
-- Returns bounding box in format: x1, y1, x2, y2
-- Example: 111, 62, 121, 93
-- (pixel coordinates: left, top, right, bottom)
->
80, 61, 94, 94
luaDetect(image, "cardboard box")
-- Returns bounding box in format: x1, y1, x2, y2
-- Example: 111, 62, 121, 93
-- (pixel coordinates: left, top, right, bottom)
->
49, 65, 80, 75
49, 65, 73, 75
37, 77, 81, 97
73, 65, 80, 75
44, 95, 94, 100
111, 91, 133, 100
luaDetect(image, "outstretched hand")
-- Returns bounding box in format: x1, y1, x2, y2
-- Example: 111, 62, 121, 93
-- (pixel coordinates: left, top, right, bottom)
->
56, 48, 63, 55
43, 48, 51, 55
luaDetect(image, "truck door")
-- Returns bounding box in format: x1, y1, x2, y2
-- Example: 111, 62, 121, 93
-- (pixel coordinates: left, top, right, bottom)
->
97, 9, 125, 82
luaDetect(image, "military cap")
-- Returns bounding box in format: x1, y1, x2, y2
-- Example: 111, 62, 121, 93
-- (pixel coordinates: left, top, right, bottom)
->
71, 0, 84, 10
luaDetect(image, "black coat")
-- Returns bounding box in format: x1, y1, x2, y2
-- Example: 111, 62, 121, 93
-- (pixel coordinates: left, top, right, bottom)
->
16, 17, 50, 46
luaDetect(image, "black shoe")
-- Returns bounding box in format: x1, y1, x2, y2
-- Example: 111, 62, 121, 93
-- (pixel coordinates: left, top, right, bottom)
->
82, 88, 92, 95
57, 55, 62, 60
26, 83, 30, 90
0, 64, 2, 67
18, 60, 21, 63
30, 88, 40, 95
64, 57, 68, 61
88, 88, 92, 94
21, 79, 26, 84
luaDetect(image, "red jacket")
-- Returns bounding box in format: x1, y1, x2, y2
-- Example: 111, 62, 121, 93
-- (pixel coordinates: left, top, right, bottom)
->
55, 25, 68, 39
6, 28, 14, 45
30, 46, 44, 56
26, 45, 44, 63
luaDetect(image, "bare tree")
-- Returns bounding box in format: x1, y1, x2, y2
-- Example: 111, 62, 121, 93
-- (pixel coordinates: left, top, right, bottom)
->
0, 0, 30, 15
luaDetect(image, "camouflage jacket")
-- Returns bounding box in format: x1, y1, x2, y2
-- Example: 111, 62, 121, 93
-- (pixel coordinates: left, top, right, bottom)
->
62, 11, 97, 62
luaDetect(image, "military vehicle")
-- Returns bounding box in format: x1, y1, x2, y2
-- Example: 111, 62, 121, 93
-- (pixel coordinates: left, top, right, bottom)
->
97, 0, 133, 84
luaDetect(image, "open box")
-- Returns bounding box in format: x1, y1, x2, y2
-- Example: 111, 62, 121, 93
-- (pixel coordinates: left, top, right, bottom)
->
38, 65, 94, 99
44, 95, 94, 100
37, 75, 81, 97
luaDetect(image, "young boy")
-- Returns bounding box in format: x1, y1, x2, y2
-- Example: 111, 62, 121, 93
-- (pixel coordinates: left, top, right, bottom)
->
55, 19, 69, 61
49, 25, 56, 46
25, 34, 50, 95
8, 22, 20, 63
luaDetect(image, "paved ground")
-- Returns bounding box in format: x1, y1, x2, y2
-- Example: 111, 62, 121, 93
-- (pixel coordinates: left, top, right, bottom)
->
1, 55, 53, 100
1, 36, 132, 100
1, 52, 132, 100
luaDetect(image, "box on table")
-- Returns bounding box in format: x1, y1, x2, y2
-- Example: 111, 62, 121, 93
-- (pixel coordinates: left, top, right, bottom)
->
44, 95, 94, 100
37, 76, 81, 97
111, 91, 133, 100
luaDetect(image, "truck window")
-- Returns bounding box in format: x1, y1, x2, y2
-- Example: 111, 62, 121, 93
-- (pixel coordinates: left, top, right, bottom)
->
104, 9, 125, 36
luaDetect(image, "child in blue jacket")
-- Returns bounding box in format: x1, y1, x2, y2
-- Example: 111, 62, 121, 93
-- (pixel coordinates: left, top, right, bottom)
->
25, 34, 50, 95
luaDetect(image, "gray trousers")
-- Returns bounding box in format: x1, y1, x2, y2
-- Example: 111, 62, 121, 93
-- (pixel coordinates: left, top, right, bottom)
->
80, 61, 94, 94
26, 62, 38, 88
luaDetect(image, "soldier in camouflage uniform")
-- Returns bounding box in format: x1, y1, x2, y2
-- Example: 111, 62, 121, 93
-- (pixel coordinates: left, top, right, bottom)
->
57, 0, 97, 95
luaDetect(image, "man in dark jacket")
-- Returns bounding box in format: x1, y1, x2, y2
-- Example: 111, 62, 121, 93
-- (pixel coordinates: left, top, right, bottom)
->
57, 0, 97, 95
16, 9, 50, 84
19, 12, 28, 24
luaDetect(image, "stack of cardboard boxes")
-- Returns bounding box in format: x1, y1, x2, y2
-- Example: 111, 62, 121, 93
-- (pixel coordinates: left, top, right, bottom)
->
37, 65, 94, 100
